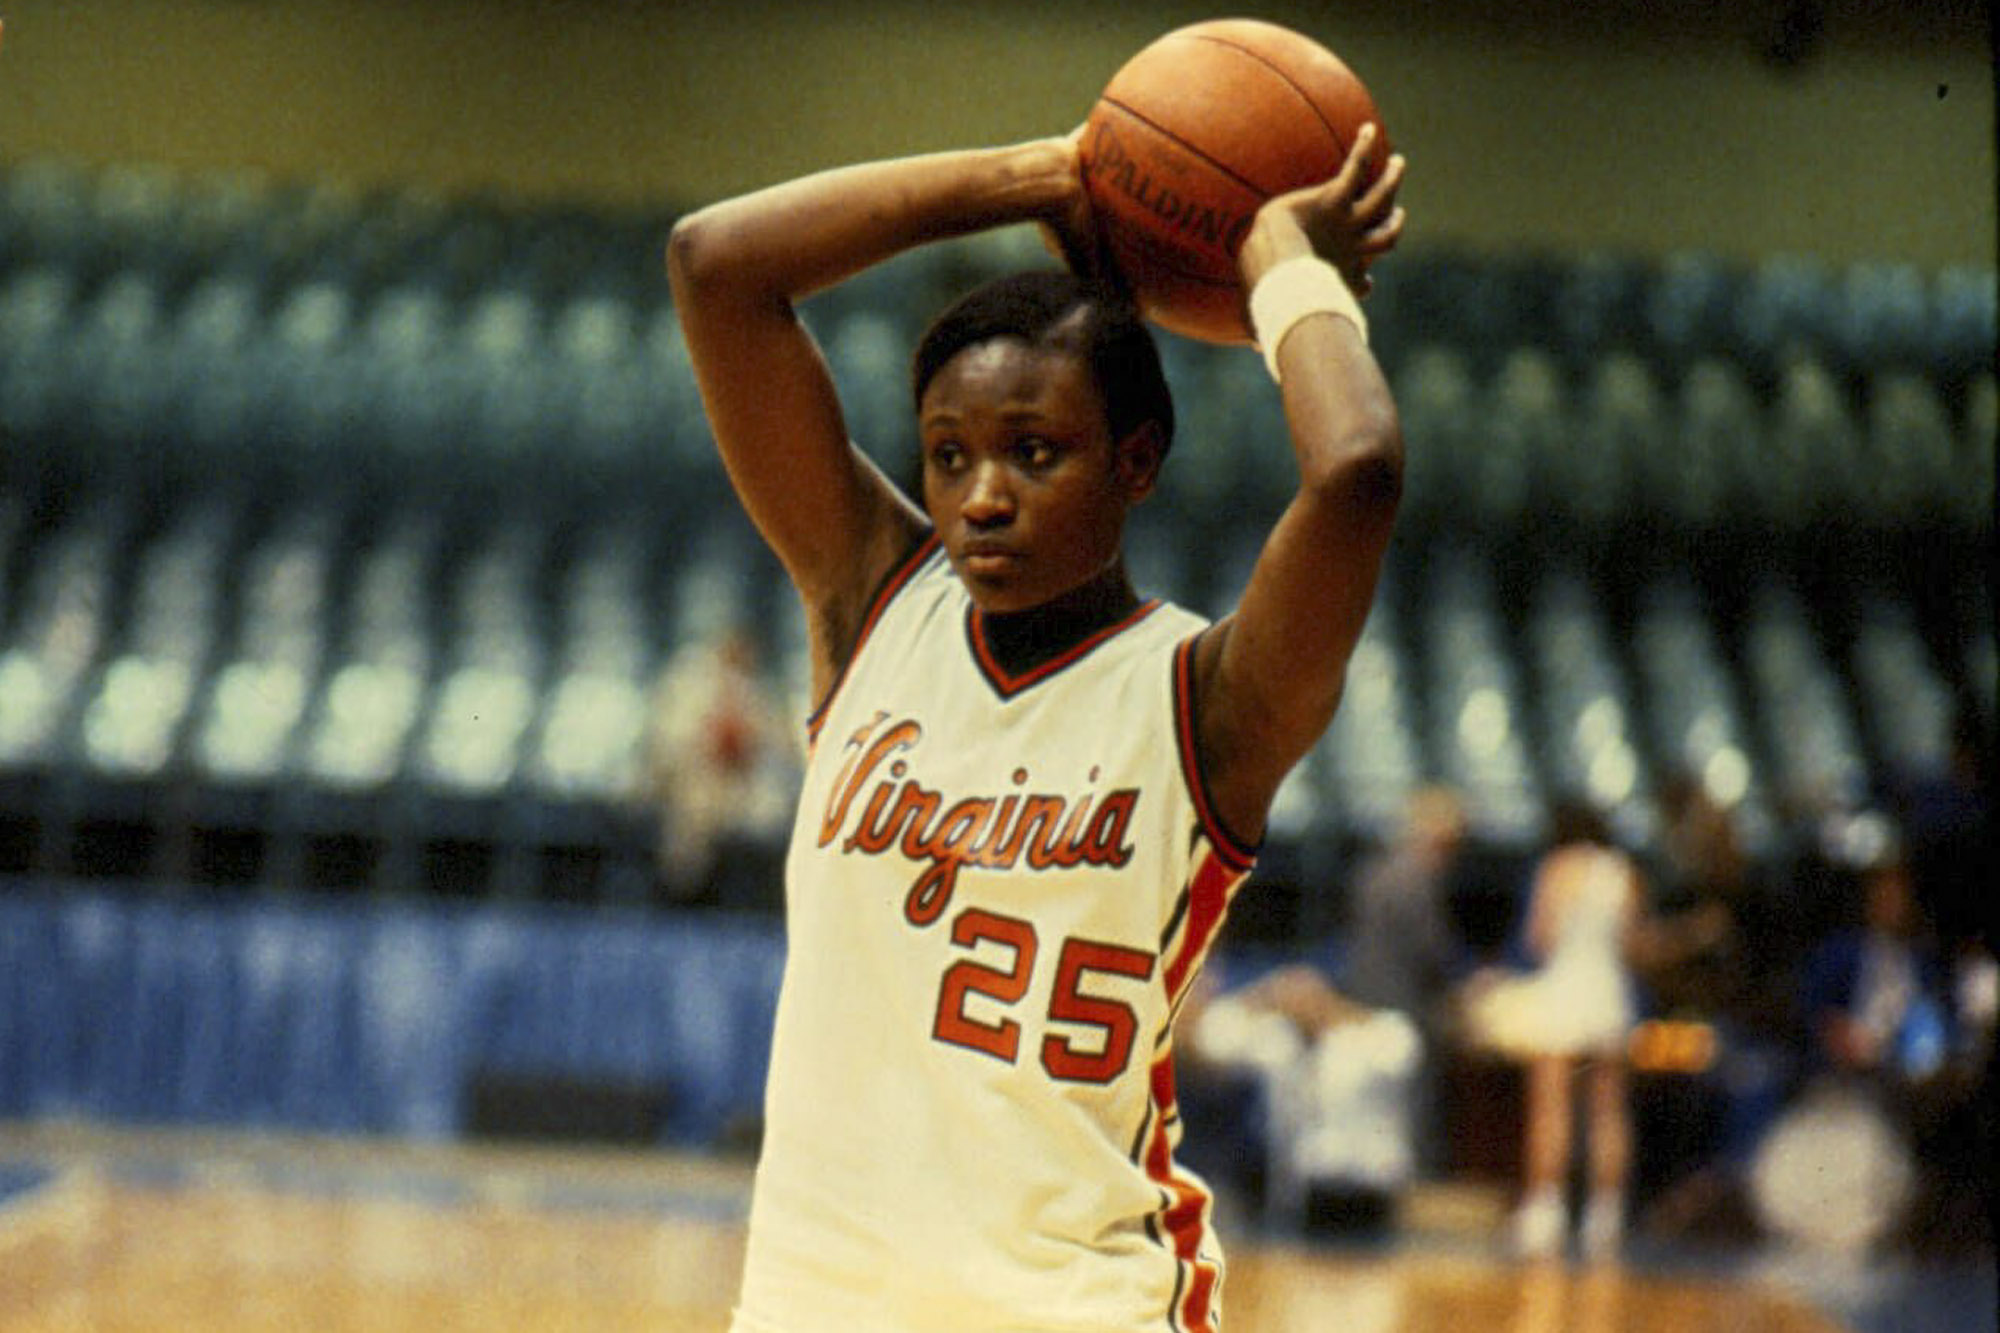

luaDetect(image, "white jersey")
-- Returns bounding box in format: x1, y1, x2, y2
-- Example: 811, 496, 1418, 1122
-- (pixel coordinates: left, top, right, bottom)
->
732, 535, 1258, 1333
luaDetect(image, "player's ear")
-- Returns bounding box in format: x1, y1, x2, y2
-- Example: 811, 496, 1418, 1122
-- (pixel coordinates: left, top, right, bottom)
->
1113, 421, 1166, 502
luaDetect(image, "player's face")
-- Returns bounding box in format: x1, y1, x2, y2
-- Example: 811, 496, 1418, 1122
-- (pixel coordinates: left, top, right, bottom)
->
919, 337, 1142, 614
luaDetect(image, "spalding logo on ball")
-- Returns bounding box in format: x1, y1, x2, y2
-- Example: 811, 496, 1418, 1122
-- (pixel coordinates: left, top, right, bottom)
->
1080, 19, 1391, 345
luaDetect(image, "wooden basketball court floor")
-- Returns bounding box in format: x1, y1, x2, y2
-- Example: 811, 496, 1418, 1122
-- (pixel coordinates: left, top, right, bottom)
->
0, 1121, 1879, 1332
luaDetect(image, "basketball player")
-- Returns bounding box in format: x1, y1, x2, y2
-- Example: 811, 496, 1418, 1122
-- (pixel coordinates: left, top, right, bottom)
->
668, 120, 1405, 1332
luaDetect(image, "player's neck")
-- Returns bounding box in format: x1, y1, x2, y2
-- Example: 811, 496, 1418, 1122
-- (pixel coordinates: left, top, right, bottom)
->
977, 562, 1141, 678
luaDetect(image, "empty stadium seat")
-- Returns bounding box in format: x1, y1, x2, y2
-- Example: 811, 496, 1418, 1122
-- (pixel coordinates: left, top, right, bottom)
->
1567, 352, 1663, 530
1476, 346, 1569, 531
1734, 254, 1835, 376
1415, 549, 1545, 845
1663, 356, 1762, 528
1740, 577, 1870, 815
300, 515, 442, 793
0, 266, 81, 474
1930, 265, 1998, 386
1831, 262, 1932, 375
190, 506, 340, 785
0, 500, 132, 773
1643, 250, 1736, 372
1862, 370, 1958, 528
412, 527, 547, 799
1522, 564, 1654, 843
1956, 371, 1997, 532
1629, 572, 1779, 854
1390, 342, 1477, 533
1848, 592, 1959, 785
76, 499, 239, 780
1318, 565, 1423, 842
1767, 352, 1866, 527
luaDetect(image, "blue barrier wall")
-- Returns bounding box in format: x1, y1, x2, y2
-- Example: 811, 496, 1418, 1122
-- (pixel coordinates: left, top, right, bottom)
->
0, 883, 785, 1145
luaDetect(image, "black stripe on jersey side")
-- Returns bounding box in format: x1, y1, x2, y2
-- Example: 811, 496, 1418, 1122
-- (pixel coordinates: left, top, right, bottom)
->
964, 598, 1165, 701
1129, 1097, 1156, 1165
1157, 885, 1191, 958
1163, 1244, 1189, 1333
1170, 632, 1259, 871
804, 531, 941, 746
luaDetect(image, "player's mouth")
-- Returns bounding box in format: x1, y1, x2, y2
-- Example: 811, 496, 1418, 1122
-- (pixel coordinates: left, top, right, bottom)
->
959, 541, 1025, 576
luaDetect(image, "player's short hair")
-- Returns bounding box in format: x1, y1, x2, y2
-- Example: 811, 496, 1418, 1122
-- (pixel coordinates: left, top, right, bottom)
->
911, 270, 1175, 456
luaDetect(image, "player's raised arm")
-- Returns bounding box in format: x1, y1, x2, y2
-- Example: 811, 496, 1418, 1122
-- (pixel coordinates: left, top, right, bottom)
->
1193, 124, 1409, 844
666, 138, 1087, 698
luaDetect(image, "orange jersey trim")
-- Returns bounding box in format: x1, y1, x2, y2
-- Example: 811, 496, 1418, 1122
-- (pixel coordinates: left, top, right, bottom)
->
1162, 846, 1248, 1005
1143, 1052, 1221, 1333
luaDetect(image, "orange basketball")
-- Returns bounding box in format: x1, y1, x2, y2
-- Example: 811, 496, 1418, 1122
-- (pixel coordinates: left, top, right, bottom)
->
1079, 19, 1390, 345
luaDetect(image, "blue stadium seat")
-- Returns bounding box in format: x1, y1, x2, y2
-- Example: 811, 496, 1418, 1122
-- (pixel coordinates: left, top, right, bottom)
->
165, 270, 269, 466
411, 525, 548, 801
0, 499, 133, 777
0, 160, 102, 280
824, 308, 918, 480
261, 278, 365, 492
1929, 266, 1997, 387
1549, 250, 1650, 369
1477, 346, 1569, 532
1568, 352, 1665, 530
1318, 560, 1423, 842
74, 498, 240, 782
1847, 592, 1959, 786
1390, 342, 1478, 534
189, 505, 340, 787
1954, 371, 1996, 532
1734, 254, 1835, 377
1862, 370, 1957, 528
1663, 356, 1762, 529
1643, 250, 1736, 373
1766, 352, 1865, 528
298, 513, 442, 798
1739, 577, 1869, 816
1522, 563, 1655, 843
1414, 548, 1545, 846
0, 267, 84, 485
1831, 262, 1931, 375
1629, 572, 1779, 855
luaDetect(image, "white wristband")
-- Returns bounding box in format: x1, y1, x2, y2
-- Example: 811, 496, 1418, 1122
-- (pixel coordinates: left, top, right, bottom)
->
1248, 254, 1367, 382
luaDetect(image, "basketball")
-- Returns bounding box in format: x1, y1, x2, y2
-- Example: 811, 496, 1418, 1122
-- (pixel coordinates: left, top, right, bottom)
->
1079, 19, 1390, 345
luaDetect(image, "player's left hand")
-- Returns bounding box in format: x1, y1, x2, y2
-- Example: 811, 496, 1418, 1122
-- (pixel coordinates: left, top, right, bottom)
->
1243, 123, 1406, 298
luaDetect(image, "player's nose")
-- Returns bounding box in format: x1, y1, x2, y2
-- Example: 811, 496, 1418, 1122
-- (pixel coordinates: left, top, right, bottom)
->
961, 460, 1016, 528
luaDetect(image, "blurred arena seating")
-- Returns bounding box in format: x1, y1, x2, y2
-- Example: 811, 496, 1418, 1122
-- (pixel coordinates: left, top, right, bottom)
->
0, 154, 1993, 919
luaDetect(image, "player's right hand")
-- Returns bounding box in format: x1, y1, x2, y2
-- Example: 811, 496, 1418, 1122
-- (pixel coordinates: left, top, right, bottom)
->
1037, 127, 1132, 300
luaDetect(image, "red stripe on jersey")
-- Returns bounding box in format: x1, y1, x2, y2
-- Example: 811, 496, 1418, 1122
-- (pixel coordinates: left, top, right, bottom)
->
1144, 1052, 1220, 1333
806, 533, 941, 746
1162, 847, 1248, 1004
966, 599, 1165, 699
1170, 635, 1257, 872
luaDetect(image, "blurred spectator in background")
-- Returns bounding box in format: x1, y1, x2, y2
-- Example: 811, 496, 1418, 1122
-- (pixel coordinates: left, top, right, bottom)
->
1635, 774, 1806, 1241
1794, 849, 1990, 1254
1804, 854, 1952, 1083
1342, 785, 1470, 1035
1178, 787, 1468, 1233
1462, 801, 1651, 1260
644, 627, 798, 907
1894, 709, 1991, 980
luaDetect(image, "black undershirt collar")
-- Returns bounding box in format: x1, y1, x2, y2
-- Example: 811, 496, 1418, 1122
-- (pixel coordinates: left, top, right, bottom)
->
972, 561, 1143, 684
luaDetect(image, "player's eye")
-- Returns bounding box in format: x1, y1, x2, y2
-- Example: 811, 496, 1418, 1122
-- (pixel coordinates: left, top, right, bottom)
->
1011, 437, 1058, 470
927, 441, 967, 473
